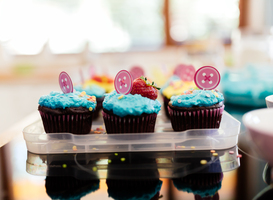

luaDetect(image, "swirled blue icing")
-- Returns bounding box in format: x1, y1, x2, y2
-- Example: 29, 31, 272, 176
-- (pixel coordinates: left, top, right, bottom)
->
170, 89, 224, 107
74, 85, 105, 98
103, 91, 161, 117
39, 91, 97, 110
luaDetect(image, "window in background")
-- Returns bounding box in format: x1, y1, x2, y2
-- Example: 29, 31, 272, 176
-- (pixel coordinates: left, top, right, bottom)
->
0, 0, 240, 54
169, 0, 240, 43
0, 0, 164, 55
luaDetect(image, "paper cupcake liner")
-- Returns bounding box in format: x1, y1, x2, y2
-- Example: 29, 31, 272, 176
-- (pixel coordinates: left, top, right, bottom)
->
163, 96, 171, 119
39, 111, 93, 134
102, 111, 157, 134
168, 105, 224, 131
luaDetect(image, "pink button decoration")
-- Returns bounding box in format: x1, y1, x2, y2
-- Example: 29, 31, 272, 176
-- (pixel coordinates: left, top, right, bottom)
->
174, 64, 196, 81
130, 66, 144, 80
59, 71, 73, 93
194, 66, 220, 90
114, 70, 133, 95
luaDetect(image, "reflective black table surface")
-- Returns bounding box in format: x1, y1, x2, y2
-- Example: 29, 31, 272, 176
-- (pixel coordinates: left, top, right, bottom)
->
23, 146, 241, 200
2, 103, 271, 200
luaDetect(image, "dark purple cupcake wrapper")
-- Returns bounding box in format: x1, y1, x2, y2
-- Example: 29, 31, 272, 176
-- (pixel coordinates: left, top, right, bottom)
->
102, 111, 157, 134
39, 111, 93, 134
168, 105, 225, 131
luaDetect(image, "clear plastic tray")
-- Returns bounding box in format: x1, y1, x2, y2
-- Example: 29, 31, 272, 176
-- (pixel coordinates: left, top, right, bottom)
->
23, 111, 240, 154
26, 146, 240, 179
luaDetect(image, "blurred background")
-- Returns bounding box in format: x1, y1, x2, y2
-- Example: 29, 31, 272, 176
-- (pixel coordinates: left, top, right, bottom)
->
2, 0, 273, 130
0, 0, 273, 199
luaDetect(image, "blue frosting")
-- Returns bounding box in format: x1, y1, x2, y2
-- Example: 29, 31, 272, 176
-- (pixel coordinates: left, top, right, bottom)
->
170, 89, 224, 107
103, 91, 161, 117
74, 85, 105, 98
221, 65, 273, 107
39, 91, 97, 110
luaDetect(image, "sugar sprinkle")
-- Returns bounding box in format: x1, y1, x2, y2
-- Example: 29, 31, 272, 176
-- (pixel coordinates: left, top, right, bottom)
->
200, 160, 207, 165
212, 153, 218, 157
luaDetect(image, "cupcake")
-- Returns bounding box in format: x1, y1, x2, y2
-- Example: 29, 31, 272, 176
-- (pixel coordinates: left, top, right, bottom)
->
102, 76, 161, 134
106, 152, 162, 200
168, 89, 224, 131
172, 146, 224, 199
84, 75, 114, 93
74, 84, 105, 119
38, 91, 96, 134
161, 76, 196, 119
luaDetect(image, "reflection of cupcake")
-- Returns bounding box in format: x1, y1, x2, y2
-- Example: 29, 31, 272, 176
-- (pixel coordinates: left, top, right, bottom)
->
84, 75, 114, 93
172, 150, 223, 200
102, 76, 161, 134
38, 91, 96, 134
106, 152, 162, 200
74, 84, 105, 119
173, 173, 223, 199
45, 176, 99, 200
168, 89, 224, 131
107, 179, 162, 200
160, 75, 196, 119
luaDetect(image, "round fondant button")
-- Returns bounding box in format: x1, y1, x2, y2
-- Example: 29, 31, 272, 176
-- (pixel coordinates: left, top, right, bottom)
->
59, 71, 73, 93
114, 70, 133, 94
194, 66, 220, 90
130, 66, 144, 80
174, 64, 195, 81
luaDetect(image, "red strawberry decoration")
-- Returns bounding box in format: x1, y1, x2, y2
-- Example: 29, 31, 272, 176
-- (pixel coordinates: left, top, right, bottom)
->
130, 76, 160, 100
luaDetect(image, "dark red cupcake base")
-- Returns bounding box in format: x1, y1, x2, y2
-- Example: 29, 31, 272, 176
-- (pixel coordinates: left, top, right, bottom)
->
102, 109, 157, 134
39, 111, 93, 134
168, 105, 225, 131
